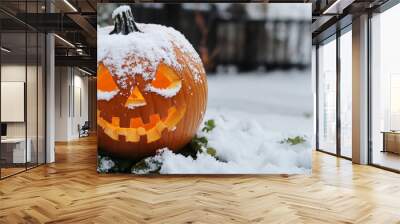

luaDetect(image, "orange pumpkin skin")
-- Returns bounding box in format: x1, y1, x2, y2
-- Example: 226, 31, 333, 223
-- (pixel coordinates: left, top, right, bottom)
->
97, 29, 208, 160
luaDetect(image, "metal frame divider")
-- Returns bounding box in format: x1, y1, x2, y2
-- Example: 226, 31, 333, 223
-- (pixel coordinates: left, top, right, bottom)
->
336, 23, 341, 157
0, 23, 2, 179
315, 44, 319, 151
25, 0, 28, 172
367, 10, 373, 165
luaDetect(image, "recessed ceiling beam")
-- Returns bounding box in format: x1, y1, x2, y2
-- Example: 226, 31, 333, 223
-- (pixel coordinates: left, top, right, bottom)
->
55, 55, 96, 71
67, 13, 97, 39
323, 0, 356, 14
312, 15, 334, 33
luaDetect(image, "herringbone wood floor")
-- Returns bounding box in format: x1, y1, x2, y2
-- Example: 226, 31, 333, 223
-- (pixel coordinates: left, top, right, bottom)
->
1, 136, 400, 224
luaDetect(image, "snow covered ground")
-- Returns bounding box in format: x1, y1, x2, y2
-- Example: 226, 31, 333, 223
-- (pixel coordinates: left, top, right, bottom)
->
146, 70, 314, 174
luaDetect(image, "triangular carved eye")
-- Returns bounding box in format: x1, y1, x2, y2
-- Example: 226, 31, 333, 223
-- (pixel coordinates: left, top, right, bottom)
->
151, 63, 181, 89
97, 63, 119, 92
125, 86, 147, 109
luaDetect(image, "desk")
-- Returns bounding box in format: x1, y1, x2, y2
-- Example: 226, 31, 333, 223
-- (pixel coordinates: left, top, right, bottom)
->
382, 131, 400, 154
1, 138, 31, 163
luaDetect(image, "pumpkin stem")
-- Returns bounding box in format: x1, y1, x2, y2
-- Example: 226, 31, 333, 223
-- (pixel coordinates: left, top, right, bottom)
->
110, 5, 141, 35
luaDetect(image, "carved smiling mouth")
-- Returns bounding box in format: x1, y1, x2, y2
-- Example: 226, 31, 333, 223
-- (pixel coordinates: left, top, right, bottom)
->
98, 105, 186, 143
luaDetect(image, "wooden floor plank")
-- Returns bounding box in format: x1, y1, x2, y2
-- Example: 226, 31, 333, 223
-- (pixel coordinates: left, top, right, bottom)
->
0, 136, 400, 223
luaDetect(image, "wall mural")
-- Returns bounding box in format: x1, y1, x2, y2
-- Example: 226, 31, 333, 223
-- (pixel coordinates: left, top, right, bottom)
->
97, 3, 312, 174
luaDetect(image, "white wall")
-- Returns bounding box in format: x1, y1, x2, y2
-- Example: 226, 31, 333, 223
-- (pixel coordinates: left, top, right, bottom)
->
55, 67, 89, 141
55, 66, 69, 141
71, 72, 89, 138
1, 63, 46, 164
1, 65, 39, 138
1, 65, 26, 139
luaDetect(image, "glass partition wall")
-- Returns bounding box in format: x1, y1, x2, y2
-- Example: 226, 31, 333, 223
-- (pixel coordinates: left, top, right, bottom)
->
370, 3, 400, 171
315, 1, 400, 171
316, 26, 352, 159
0, 2, 46, 179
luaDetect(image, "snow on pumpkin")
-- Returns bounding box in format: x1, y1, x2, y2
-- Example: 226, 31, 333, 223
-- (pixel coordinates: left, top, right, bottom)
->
97, 5, 208, 161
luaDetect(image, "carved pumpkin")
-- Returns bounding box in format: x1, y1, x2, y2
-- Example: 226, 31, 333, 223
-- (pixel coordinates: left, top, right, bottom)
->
97, 6, 207, 160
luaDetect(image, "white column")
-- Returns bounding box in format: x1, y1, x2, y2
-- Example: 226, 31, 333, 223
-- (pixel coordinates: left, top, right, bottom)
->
352, 14, 369, 164
45, 0, 56, 163
46, 33, 55, 163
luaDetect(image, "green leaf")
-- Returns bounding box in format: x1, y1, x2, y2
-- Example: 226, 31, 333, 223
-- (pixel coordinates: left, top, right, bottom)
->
196, 136, 209, 145
202, 119, 216, 132
191, 135, 208, 154
206, 147, 217, 157
131, 157, 162, 174
280, 136, 306, 145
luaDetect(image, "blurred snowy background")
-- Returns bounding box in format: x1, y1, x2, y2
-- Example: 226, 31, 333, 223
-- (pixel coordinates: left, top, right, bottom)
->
98, 3, 311, 72
97, 3, 313, 174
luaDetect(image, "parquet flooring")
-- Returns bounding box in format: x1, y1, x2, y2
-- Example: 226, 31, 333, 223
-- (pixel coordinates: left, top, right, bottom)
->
1, 136, 400, 223
0, 167, 26, 178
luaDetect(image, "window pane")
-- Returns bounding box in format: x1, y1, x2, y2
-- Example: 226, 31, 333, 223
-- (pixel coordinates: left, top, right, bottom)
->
340, 29, 352, 158
318, 37, 337, 154
371, 4, 400, 171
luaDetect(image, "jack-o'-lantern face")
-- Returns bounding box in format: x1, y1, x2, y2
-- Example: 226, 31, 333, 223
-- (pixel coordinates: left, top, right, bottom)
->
97, 57, 207, 160
97, 6, 207, 160
97, 62, 188, 144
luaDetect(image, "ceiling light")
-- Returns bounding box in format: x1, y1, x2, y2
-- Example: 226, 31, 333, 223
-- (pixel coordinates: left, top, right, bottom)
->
63, 0, 78, 12
1, 47, 11, 53
54, 34, 75, 48
78, 67, 93, 76
76, 48, 84, 55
